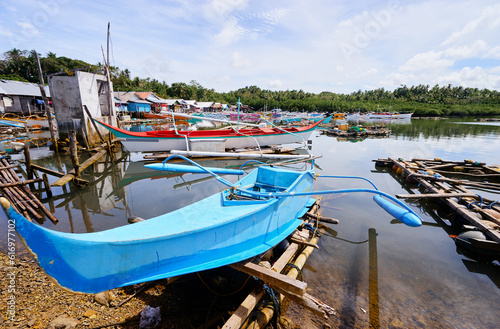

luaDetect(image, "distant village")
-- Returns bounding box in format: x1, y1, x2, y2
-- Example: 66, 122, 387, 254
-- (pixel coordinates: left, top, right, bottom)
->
0, 78, 249, 116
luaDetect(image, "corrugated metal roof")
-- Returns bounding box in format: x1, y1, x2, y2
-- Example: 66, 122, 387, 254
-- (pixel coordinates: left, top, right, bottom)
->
135, 92, 152, 100
0, 79, 51, 97
196, 102, 214, 108
114, 91, 136, 102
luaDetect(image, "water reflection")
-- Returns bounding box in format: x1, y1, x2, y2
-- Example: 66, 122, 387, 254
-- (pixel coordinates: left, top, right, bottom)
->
389, 117, 500, 140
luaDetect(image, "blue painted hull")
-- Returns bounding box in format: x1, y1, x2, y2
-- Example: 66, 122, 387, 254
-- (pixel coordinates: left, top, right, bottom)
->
6, 166, 315, 293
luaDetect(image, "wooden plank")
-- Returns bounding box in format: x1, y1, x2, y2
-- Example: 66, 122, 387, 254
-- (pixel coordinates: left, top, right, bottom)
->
396, 193, 479, 199
230, 260, 307, 296
52, 148, 107, 186
290, 236, 319, 249
483, 165, 500, 175
304, 211, 339, 224
425, 163, 459, 170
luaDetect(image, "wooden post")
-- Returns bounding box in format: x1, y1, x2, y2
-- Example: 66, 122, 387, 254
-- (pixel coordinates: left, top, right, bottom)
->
79, 194, 94, 233
34, 51, 58, 151
69, 130, 80, 177
23, 143, 33, 180
368, 228, 379, 329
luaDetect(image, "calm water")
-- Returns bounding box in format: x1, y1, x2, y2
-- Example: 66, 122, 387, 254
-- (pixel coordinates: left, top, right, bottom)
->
1, 117, 500, 328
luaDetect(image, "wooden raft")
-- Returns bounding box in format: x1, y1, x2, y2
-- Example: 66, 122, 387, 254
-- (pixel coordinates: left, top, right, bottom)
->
374, 157, 500, 249
222, 199, 337, 329
0, 156, 57, 223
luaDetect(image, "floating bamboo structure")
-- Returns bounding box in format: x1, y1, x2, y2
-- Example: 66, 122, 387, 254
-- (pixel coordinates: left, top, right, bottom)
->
374, 157, 500, 258
325, 124, 390, 137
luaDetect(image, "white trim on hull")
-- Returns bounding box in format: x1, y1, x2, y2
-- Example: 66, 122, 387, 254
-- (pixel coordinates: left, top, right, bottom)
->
119, 129, 315, 152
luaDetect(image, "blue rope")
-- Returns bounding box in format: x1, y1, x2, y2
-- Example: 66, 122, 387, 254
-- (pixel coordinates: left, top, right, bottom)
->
490, 201, 498, 209
467, 194, 484, 209
161, 155, 234, 187
238, 160, 266, 170
317, 175, 379, 190
303, 223, 320, 236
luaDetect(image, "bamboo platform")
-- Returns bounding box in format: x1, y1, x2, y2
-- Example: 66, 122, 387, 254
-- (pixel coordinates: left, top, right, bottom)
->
0, 156, 57, 223
325, 125, 390, 137
374, 157, 500, 256
222, 199, 337, 328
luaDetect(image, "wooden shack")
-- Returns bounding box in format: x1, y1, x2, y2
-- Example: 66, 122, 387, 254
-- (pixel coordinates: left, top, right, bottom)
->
48, 71, 117, 147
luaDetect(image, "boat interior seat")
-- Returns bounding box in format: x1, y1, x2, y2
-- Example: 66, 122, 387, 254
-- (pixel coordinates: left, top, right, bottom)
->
255, 166, 300, 191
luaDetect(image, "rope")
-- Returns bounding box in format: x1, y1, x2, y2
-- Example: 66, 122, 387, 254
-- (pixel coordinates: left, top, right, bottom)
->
317, 174, 379, 190
238, 160, 267, 170
285, 263, 303, 281
467, 194, 484, 209
302, 223, 321, 237
260, 280, 281, 320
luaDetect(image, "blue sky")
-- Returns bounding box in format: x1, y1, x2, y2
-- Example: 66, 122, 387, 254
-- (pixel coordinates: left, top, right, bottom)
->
1, 0, 499, 94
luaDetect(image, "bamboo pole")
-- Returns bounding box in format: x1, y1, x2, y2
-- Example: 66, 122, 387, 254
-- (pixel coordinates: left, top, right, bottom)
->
34, 51, 58, 151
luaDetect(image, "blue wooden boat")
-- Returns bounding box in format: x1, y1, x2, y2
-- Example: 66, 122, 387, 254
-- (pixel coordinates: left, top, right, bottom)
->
2, 155, 422, 294
2, 165, 316, 293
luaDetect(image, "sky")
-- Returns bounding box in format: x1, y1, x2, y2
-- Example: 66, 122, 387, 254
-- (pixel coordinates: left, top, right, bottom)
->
1, 0, 499, 94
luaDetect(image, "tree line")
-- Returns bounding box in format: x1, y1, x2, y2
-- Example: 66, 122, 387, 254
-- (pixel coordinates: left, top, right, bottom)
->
1, 49, 499, 117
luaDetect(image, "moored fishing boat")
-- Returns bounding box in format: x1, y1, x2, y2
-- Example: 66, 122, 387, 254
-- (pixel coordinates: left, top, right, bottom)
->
366, 112, 413, 120
2, 163, 317, 293
94, 117, 325, 152
2, 155, 421, 294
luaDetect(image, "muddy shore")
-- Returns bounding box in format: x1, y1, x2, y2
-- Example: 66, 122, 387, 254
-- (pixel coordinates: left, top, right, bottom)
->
0, 252, 270, 328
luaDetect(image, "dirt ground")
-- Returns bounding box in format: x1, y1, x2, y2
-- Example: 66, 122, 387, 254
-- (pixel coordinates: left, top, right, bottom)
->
0, 252, 268, 328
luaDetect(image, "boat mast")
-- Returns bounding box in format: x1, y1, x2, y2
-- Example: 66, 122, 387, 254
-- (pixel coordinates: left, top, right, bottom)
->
237, 97, 241, 132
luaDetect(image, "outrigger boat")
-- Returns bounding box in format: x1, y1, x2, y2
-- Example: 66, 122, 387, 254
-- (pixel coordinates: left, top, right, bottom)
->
93, 117, 325, 152
2, 156, 422, 294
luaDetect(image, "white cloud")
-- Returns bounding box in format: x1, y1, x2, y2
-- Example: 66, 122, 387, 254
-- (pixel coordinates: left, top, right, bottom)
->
441, 4, 500, 46
230, 51, 250, 68
214, 75, 231, 84
400, 51, 454, 72
442, 40, 489, 59
435, 66, 500, 90
204, 0, 250, 20
213, 17, 246, 45
0, 26, 13, 37
268, 79, 283, 89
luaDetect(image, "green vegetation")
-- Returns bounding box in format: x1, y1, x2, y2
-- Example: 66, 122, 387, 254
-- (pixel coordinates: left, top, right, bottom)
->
1, 48, 499, 117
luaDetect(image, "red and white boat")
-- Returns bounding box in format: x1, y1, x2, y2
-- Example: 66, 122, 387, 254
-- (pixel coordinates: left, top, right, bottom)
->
94, 118, 325, 152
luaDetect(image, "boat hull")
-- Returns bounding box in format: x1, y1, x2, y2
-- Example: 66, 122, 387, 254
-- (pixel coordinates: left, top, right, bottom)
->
6, 166, 315, 293
366, 113, 413, 120
95, 119, 323, 152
